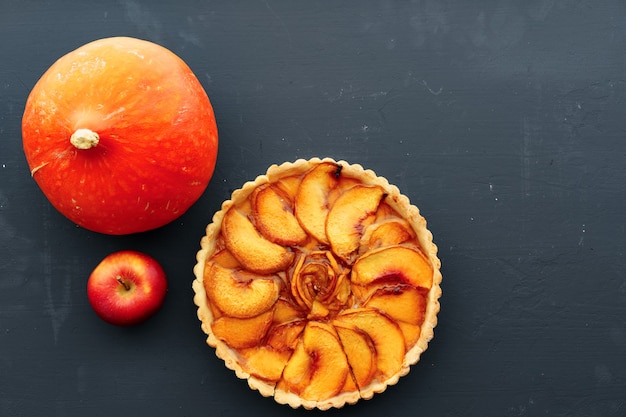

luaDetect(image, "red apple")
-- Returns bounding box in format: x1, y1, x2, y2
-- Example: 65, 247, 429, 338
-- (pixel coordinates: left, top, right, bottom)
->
87, 250, 168, 326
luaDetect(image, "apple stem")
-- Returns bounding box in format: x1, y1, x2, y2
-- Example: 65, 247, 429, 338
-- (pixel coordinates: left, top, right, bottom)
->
70, 128, 100, 150
116, 276, 131, 291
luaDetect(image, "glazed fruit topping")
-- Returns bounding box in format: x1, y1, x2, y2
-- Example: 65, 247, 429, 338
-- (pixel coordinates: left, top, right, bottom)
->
201, 161, 437, 405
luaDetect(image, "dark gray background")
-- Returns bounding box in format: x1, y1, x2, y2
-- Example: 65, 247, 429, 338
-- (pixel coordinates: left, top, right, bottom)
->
1, 1, 625, 416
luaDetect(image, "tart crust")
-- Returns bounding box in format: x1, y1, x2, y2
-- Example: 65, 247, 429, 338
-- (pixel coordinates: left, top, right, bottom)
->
193, 157, 442, 410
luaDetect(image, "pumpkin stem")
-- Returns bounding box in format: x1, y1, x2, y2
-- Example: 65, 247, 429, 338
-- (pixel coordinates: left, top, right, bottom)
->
70, 128, 100, 150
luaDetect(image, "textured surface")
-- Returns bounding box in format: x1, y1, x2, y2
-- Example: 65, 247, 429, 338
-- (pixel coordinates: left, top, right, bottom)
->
1, 1, 625, 416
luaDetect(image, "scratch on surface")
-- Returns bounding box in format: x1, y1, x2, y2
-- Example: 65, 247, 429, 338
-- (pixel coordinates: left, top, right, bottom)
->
30, 161, 49, 177
421, 80, 443, 95
521, 117, 532, 199
121, 0, 163, 41
12, 70, 30, 93
578, 224, 586, 246
102, 106, 126, 121
42, 245, 72, 345
290, 119, 313, 143
263, 0, 293, 47
42, 205, 72, 344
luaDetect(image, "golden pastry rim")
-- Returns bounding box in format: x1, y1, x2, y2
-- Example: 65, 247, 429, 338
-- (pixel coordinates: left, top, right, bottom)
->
192, 157, 443, 410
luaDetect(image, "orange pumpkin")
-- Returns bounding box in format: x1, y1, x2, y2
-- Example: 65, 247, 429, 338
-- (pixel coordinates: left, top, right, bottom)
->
22, 37, 218, 234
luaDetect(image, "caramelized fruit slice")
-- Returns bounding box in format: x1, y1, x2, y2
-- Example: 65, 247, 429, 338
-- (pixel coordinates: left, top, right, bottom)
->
364, 284, 427, 325
326, 185, 385, 262
222, 207, 294, 274
363, 285, 427, 350
210, 249, 242, 269
252, 184, 308, 246
266, 320, 306, 351
273, 298, 305, 323
204, 263, 280, 318
360, 219, 415, 251
211, 310, 273, 349
240, 346, 292, 382
371, 200, 399, 221
396, 322, 421, 351
238, 321, 305, 385
334, 322, 376, 389
335, 308, 406, 381
294, 162, 341, 244
279, 321, 350, 401
351, 245, 433, 289
273, 175, 302, 199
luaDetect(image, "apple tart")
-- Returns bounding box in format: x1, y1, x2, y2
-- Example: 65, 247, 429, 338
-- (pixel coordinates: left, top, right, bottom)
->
193, 157, 442, 409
